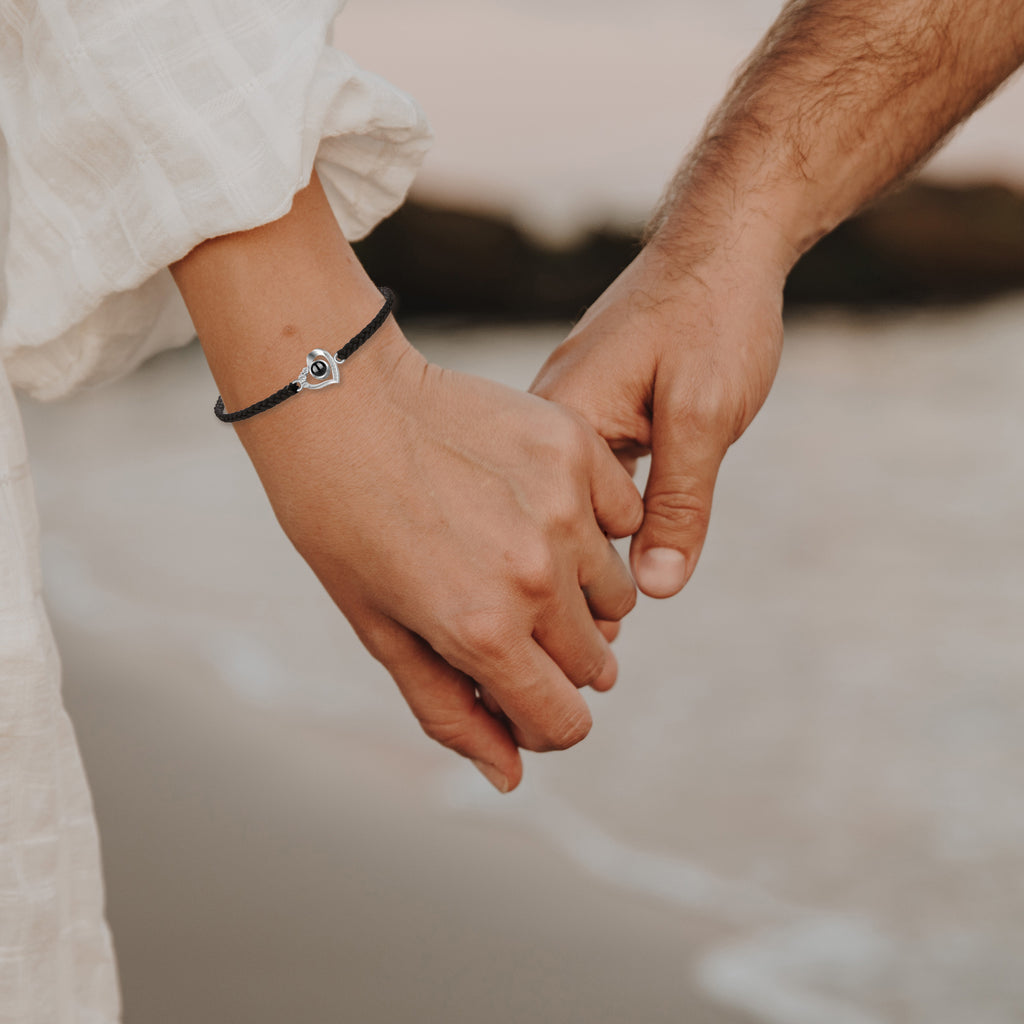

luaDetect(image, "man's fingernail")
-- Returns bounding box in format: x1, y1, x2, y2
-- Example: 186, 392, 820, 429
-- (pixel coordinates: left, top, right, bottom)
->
472, 760, 510, 794
636, 548, 688, 597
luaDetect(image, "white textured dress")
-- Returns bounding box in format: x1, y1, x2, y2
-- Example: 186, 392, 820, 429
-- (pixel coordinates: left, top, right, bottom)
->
0, 3, 431, 1019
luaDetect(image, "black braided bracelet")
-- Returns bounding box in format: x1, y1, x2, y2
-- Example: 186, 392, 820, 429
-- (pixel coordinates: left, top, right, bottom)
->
213, 286, 396, 423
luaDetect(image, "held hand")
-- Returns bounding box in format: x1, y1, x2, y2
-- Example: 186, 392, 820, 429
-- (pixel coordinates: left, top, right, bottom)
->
237, 321, 642, 793
171, 172, 641, 792
531, 240, 785, 598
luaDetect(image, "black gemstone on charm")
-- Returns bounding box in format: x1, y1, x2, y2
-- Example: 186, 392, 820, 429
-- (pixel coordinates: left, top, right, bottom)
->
311, 360, 328, 378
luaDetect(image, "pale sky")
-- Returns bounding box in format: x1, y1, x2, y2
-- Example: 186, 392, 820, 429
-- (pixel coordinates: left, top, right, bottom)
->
338, 0, 1024, 237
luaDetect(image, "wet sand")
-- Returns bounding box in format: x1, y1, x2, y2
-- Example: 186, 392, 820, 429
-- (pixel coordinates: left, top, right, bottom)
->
55, 625, 742, 1024
21, 298, 1024, 1023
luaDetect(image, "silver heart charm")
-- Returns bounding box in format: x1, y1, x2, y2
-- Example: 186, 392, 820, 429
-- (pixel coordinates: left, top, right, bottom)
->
298, 349, 340, 390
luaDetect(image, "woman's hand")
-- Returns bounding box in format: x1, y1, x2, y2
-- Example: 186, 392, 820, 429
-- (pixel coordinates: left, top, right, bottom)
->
172, 173, 641, 792
237, 322, 641, 792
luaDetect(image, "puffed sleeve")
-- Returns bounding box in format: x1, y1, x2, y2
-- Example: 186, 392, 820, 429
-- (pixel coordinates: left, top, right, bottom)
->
0, 0, 432, 400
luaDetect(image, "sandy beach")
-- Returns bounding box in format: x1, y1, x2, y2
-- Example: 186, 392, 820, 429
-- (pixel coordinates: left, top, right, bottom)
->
53, 626, 739, 1024
20, 298, 1024, 1023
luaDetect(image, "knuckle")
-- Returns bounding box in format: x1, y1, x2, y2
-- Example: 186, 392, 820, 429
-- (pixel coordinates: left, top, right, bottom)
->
604, 585, 637, 622
507, 542, 558, 599
667, 372, 760, 453
351, 617, 397, 666
548, 411, 591, 461
645, 491, 711, 538
545, 492, 582, 534
451, 608, 513, 662
678, 391, 724, 438
542, 706, 593, 751
534, 412, 593, 483
418, 713, 472, 752
662, 373, 733, 447
575, 653, 608, 690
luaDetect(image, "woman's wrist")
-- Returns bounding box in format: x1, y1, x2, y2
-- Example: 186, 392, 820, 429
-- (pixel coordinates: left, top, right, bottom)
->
170, 170, 396, 421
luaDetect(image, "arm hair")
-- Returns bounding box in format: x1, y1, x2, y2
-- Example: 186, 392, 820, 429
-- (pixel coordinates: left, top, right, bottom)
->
651, 0, 1024, 259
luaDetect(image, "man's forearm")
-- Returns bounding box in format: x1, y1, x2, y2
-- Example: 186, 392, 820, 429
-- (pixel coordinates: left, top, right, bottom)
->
653, 0, 1024, 268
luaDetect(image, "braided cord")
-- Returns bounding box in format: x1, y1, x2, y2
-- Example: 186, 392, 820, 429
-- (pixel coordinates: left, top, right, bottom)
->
335, 287, 395, 361
214, 383, 301, 423
214, 287, 395, 423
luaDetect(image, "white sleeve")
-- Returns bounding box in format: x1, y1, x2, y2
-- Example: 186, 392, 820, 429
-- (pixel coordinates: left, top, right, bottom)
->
0, 0, 432, 400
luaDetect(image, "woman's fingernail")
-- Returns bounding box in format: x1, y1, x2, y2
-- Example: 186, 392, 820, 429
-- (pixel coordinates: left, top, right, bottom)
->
636, 548, 688, 597
472, 760, 510, 793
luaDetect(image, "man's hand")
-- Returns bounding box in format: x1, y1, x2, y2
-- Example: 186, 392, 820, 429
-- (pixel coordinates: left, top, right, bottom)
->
532, 240, 784, 598
537, 0, 1024, 597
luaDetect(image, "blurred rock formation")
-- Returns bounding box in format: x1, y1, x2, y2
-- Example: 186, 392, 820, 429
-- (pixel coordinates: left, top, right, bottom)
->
352, 181, 1024, 320
786, 181, 1024, 306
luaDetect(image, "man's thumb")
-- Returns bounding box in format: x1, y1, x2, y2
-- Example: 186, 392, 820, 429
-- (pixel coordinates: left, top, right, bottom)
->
630, 408, 727, 599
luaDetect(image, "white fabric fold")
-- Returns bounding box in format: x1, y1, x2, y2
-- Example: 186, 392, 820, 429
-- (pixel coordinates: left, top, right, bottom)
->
0, 361, 120, 1024
0, 0, 432, 400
